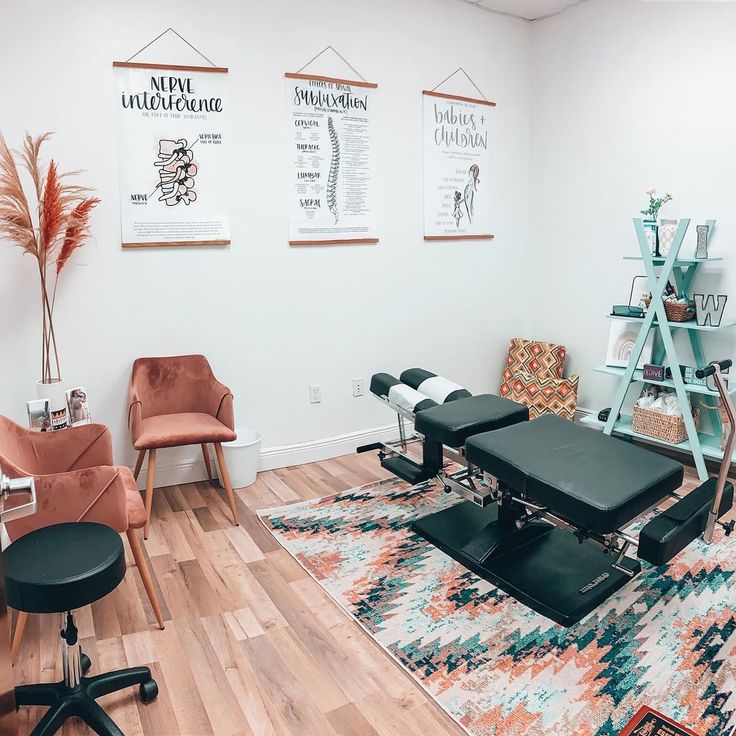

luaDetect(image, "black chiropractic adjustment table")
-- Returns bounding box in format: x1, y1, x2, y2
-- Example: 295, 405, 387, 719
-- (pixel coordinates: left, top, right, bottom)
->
361, 365, 735, 626
6, 522, 158, 736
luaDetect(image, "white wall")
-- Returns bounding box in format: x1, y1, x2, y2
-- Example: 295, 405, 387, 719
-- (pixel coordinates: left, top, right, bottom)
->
0, 0, 531, 480
530, 0, 736, 415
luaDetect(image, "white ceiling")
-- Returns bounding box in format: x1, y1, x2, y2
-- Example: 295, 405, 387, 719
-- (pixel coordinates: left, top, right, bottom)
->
462, 0, 590, 21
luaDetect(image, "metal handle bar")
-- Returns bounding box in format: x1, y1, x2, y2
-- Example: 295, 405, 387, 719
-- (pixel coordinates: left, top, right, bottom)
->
0, 476, 37, 524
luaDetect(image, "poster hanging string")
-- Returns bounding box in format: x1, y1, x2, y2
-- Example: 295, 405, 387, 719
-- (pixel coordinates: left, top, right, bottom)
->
295, 45, 367, 82
431, 68, 488, 101
125, 27, 218, 67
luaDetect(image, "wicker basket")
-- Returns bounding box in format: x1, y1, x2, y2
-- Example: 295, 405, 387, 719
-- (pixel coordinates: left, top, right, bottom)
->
643, 297, 696, 322
632, 405, 700, 444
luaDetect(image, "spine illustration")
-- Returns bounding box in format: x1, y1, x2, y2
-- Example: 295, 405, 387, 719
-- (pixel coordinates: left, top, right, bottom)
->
327, 117, 340, 224
154, 138, 198, 207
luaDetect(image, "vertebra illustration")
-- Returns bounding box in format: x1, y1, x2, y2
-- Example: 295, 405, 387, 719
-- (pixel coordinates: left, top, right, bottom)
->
327, 117, 340, 223
155, 139, 198, 206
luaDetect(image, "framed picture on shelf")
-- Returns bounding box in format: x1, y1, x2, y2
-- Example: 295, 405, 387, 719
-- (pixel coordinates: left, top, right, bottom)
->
658, 219, 678, 256
606, 321, 653, 369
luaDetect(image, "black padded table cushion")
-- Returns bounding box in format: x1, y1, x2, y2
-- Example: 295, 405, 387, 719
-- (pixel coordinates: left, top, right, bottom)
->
465, 415, 684, 533
399, 368, 436, 389
4, 522, 126, 614
370, 373, 399, 398
399, 368, 472, 403
415, 394, 529, 448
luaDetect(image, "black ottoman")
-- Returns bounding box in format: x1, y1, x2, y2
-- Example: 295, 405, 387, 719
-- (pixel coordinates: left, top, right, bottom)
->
6, 522, 158, 736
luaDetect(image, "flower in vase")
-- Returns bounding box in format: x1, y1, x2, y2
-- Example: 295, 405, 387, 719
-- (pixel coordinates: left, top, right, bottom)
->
640, 187, 673, 220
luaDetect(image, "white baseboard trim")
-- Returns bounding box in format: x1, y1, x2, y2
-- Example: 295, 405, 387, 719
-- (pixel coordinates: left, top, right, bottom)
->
259, 423, 398, 471
134, 458, 210, 491
134, 423, 398, 490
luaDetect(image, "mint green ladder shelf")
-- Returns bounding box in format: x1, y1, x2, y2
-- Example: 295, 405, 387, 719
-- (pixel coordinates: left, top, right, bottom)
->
583, 218, 734, 481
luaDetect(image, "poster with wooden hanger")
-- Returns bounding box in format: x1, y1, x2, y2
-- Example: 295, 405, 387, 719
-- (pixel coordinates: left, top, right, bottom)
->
113, 29, 230, 248
286, 47, 378, 246
423, 69, 495, 241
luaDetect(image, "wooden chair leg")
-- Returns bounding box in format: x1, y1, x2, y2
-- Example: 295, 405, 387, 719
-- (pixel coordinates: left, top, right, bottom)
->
126, 528, 165, 630
201, 444, 213, 481
11, 610, 28, 666
143, 449, 157, 540
213, 442, 239, 527
133, 449, 146, 482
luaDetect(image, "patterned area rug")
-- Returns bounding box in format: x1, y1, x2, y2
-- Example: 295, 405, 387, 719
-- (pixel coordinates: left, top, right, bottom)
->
258, 476, 736, 736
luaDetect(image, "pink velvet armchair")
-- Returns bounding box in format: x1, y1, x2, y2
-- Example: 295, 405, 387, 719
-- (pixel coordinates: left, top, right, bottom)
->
128, 354, 239, 538
0, 416, 165, 663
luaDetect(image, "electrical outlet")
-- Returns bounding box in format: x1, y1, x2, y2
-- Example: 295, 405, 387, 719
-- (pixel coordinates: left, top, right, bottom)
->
352, 377, 365, 397
309, 384, 322, 404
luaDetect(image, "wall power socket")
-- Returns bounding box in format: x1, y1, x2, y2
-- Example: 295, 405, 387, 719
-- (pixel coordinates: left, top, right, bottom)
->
309, 384, 322, 404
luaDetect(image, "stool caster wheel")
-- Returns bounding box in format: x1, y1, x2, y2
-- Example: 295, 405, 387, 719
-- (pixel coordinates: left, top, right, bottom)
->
444, 486, 452, 494
81, 653, 92, 674
139, 679, 159, 703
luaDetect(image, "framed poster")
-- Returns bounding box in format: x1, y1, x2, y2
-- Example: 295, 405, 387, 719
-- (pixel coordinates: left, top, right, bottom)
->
286, 72, 378, 246
423, 90, 495, 241
113, 61, 230, 248
605, 321, 654, 369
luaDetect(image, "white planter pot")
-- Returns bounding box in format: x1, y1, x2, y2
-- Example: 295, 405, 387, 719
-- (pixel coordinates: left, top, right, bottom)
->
36, 379, 68, 430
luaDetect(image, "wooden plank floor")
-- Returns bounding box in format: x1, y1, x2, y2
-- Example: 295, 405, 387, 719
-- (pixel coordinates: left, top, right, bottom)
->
14, 453, 466, 736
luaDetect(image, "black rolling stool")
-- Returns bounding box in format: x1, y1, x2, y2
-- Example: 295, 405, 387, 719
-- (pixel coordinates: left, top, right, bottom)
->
5, 522, 158, 735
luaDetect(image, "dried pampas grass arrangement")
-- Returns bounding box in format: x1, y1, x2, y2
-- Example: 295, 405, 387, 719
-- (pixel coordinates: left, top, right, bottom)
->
0, 132, 99, 383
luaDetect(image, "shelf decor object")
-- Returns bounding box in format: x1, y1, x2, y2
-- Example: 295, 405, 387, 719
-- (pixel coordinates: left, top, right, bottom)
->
694, 293, 728, 327
696, 223, 710, 259
631, 403, 699, 445
584, 217, 733, 481
658, 219, 678, 256
639, 187, 674, 256
643, 364, 665, 382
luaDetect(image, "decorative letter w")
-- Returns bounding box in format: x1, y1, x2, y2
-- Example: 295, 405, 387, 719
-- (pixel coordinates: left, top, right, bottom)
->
694, 293, 728, 327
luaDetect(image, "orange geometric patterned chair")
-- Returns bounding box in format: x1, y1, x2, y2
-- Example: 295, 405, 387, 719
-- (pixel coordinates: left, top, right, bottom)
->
499, 338, 579, 421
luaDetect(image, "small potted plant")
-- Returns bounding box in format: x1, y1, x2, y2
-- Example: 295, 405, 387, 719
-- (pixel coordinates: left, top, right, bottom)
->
640, 187, 673, 256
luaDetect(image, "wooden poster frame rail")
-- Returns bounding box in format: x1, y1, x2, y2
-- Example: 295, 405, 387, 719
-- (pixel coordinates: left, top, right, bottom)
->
425, 234, 494, 242
285, 72, 377, 89
113, 60, 230, 249
121, 240, 231, 249
285, 71, 379, 247
422, 89, 496, 107
113, 61, 229, 73
422, 89, 495, 242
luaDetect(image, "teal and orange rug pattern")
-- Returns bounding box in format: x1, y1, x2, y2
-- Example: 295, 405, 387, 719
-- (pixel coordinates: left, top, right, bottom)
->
258, 476, 736, 736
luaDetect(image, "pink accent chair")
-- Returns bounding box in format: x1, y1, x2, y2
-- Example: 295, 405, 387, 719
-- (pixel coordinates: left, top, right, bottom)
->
0, 416, 165, 663
128, 354, 239, 538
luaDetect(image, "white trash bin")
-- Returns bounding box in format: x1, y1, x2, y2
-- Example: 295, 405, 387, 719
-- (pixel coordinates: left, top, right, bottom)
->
216, 430, 263, 489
